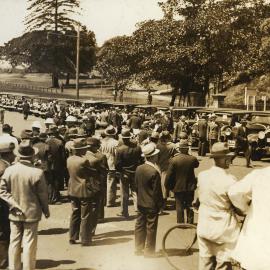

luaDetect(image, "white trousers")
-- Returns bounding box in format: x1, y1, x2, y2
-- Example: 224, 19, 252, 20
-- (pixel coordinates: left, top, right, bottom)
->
9, 221, 39, 270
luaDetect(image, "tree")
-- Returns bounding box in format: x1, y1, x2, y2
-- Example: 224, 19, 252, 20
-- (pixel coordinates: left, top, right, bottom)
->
25, 0, 81, 87
96, 36, 135, 91
2, 27, 96, 85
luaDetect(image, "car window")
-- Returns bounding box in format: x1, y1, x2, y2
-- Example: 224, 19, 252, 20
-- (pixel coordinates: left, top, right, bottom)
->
251, 116, 270, 125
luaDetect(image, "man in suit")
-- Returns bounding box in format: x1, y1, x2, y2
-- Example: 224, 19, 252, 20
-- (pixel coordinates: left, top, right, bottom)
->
46, 125, 66, 203
128, 110, 142, 131
86, 137, 108, 222
134, 143, 163, 257
100, 126, 119, 207
207, 114, 219, 151
0, 139, 16, 269
115, 129, 143, 218
235, 118, 251, 167
156, 131, 175, 211
165, 140, 199, 224
0, 140, 50, 270
67, 138, 100, 246
197, 115, 208, 156
173, 115, 188, 142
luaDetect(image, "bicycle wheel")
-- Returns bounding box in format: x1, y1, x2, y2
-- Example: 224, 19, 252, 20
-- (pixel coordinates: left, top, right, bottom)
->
162, 224, 198, 270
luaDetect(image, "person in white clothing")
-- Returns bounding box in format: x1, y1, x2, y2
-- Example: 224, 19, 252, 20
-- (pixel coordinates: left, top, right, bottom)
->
195, 142, 240, 270
228, 168, 270, 270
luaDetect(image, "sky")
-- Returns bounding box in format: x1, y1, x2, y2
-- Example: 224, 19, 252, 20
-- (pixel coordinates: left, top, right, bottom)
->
0, 0, 164, 46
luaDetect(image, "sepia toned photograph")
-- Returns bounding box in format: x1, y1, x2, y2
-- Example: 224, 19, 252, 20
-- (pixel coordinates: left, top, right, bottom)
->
0, 0, 270, 269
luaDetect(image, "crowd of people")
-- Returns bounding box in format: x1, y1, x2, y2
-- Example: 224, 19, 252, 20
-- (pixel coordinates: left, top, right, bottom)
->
0, 101, 269, 270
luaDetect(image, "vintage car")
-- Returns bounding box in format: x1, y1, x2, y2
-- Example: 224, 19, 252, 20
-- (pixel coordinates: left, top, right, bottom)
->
246, 111, 270, 160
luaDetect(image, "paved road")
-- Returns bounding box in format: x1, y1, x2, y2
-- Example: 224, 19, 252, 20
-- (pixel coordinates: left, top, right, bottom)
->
3, 111, 269, 270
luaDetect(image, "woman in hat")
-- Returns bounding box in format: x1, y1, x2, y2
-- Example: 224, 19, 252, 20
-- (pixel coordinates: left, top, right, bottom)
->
195, 142, 240, 270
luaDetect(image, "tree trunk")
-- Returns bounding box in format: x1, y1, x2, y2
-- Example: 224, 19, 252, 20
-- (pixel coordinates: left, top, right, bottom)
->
170, 88, 177, 106
65, 73, 70, 86
52, 73, 59, 88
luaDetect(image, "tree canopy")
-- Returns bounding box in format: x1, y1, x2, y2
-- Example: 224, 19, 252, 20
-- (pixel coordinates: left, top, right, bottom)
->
97, 0, 270, 105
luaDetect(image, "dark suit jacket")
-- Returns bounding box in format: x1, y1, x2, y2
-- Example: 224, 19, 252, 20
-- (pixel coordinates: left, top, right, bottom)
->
135, 163, 163, 211
67, 155, 99, 199
198, 119, 208, 140
165, 153, 199, 193
236, 126, 249, 149
0, 159, 10, 241
115, 141, 142, 172
128, 115, 142, 129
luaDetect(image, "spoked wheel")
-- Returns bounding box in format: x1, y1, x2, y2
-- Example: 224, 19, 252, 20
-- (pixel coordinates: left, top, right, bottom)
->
162, 223, 198, 270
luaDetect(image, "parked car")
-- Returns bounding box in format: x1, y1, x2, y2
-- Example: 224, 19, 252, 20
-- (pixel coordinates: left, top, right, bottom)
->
247, 111, 270, 160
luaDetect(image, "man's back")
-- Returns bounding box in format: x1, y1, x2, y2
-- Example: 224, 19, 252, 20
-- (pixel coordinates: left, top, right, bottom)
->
115, 141, 142, 171
135, 163, 163, 211
0, 162, 48, 222
166, 153, 199, 192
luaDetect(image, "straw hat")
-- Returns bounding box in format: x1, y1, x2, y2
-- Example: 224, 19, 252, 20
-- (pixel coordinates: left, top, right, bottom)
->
207, 142, 235, 158
141, 143, 160, 158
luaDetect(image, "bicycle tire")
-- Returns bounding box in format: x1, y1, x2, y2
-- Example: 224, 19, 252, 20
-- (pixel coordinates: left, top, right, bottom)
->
162, 223, 197, 270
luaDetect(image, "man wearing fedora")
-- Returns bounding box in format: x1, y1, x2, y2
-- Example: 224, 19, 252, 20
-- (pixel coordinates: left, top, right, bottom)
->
86, 137, 108, 222
157, 131, 175, 211
195, 142, 240, 270
0, 140, 50, 270
165, 139, 199, 223
235, 118, 252, 168
0, 124, 19, 150
0, 139, 16, 269
100, 125, 119, 207
134, 143, 163, 257
115, 129, 143, 218
67, 138, 101, 246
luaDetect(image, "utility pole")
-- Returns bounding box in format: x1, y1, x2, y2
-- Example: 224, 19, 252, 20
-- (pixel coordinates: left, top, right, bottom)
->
76, 24, 80, 100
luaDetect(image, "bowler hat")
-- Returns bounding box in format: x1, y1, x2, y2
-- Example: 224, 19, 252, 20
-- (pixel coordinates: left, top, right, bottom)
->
71, 138, 89, 150
141, 143, 160, 158
15, 140, 38, 158
207, 142, 235, 158
104, 125, 117, 136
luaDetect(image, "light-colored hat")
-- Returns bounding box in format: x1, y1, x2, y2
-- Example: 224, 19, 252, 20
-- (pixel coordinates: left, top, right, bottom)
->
66, 115, 78, 122
71, 138, 89, 150
15, 140, 38, 158
207, 142, 235, 158
45, 118, 54, 125
0, 139, 15, 153
141, 143, 160, 158
150, 131, 160, 140
31, 121, 42, 129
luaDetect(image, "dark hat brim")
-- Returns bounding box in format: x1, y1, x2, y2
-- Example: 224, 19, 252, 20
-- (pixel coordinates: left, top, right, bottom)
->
15, 147, 39, 158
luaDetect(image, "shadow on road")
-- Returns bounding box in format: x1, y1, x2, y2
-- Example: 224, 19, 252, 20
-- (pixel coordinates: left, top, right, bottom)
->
104, 215, 137, 222
38, 228, 69, 235
93, 237, 132, 246
164, 248, 199, 256
94, 230, 134, 239
36, 259, 76, 269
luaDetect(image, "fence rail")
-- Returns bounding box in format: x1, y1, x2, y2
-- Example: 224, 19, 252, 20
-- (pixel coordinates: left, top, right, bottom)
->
0, 81, 59, 95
